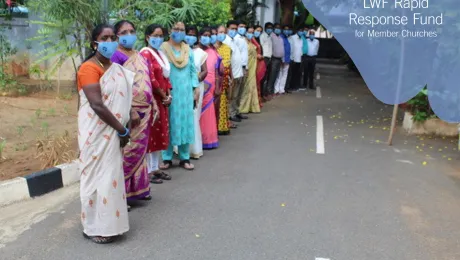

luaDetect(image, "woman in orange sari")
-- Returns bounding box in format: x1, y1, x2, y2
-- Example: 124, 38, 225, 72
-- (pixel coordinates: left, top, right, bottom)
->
253, 26, 266, 108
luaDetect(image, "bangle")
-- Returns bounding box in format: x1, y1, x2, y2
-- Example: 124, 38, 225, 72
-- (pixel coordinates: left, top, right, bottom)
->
118, 127, 129, 137
162, 96, 170, 102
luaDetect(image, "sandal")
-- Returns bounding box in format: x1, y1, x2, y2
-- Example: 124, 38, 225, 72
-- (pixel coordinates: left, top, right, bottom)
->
83, 232, 115, 244
150, 176, 163, 184
141, 195, 152, 201
127, 205, 131, 212
154, 171, 172, 181
179, 160, 194, 171
159, 160, 172, 170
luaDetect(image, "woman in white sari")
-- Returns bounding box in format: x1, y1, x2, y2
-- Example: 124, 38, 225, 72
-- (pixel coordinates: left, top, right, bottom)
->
77, 24, 134, 244
179, 25, 208, 159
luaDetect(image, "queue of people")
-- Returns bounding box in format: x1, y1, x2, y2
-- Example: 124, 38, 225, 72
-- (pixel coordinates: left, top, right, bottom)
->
76, 19, 320, 244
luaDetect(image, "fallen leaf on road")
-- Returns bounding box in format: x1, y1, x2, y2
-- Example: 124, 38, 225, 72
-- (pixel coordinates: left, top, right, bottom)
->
422, 161, 427, 166
195, 234, 200, 238
281, 203, 286, 207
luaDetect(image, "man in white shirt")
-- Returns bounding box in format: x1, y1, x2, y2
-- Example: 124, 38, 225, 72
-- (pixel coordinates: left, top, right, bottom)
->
223, 20, 247, 122
304, 29, 320, 89
259, 22, 273, 99
286, 27, 304, 92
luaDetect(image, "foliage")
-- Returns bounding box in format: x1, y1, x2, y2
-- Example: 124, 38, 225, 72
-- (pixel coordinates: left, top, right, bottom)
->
27, 0, 104, 77
404, 86, 437, 123
230, 0, 266, 25
0, 137, 6, 160
0, 28, 17, 91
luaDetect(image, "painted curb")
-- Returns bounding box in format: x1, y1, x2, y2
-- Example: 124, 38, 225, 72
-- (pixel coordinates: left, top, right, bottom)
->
0, 160, 79, 207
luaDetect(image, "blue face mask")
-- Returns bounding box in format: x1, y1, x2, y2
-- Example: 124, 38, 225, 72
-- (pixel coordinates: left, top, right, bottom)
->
217, 33, 226, 42
171, 31, 186, 43
237, 27, 246, 35
210, 35, 217, 44
265, 28, 273, 34
254, 31, 261, 38
96, 41, 118, 59
200, 36, 211, 46
184, 35, 197, 46
149, 36, 164, 50
246, 33, 254, 40
298, 31, 304, 37
228, 29, 237, 38
274, 28, 282, 35
119, 34, 137, 49
283, 30, 290, 36
309, 35, 315, 40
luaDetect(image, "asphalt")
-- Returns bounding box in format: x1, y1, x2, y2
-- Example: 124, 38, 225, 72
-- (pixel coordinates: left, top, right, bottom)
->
1, 64, 460, 260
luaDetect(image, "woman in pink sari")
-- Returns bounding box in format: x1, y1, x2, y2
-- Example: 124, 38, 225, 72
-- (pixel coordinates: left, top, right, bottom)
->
111, 20, 155, 206
198, 27, 219, 149
253, 25, 267, 109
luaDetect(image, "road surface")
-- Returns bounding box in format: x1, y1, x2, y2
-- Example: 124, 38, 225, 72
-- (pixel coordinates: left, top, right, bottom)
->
1, 64, 460, 260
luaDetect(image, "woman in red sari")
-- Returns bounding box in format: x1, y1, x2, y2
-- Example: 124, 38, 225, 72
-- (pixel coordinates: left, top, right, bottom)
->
253, 26, 266, 108
140, 24, 173, 184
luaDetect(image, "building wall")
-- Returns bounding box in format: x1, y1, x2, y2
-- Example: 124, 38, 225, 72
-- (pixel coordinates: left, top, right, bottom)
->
256, 0, 278, 26
1, 13, 79, 81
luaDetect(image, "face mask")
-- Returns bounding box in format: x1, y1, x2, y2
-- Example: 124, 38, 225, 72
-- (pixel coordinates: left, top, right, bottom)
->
265, 28, 273, 34
217, 33, 226, 42
274, 29, 281, 35
246, 33, 254, 40
288, 30, 293, 35
96, 41, 118, 59
149, 36, 164, 50
119, 34, 137, 49
254, 31, 261, 38
237, 27, 246, 35
228, 29, 237, 38
171, 31, 186, 43
210, 35, 217, 44
283, 30, 290, 36
184, 35, 197, 46
309, 35, 315, 40
200, 36, 211, 46
298, 31, 304, 37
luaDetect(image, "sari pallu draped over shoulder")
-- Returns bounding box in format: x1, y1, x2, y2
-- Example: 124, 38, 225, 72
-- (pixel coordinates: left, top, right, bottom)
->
121, 53, 154, 200
78, 63, 134, 237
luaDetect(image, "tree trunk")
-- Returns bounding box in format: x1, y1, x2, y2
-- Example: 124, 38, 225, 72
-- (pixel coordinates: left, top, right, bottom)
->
280, 0, 295, 25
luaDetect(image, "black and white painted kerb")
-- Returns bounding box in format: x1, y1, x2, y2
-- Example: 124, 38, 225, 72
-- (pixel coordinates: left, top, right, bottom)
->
0, 160, 79, 206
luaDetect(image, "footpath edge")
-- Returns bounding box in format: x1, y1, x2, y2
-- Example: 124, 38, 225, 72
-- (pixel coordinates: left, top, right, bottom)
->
0, 160, 79, 207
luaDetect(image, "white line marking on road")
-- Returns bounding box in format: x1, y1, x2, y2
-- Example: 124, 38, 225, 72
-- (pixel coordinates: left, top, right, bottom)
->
316, 87, 322, 98
315, 258, 330, 260
316, 115, 325, 154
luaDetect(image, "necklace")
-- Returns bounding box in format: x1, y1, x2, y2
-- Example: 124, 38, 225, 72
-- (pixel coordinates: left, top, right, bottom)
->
93, 57, 104, 68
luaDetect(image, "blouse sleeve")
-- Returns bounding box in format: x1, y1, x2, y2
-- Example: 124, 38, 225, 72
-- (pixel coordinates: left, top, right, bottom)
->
77, 62, 103, 91
140, 50, 161, 90
189, 48, 200, 89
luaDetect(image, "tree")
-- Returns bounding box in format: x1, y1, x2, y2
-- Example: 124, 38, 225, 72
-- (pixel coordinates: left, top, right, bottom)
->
230, 0, 266, 25
280, 0, 295, 25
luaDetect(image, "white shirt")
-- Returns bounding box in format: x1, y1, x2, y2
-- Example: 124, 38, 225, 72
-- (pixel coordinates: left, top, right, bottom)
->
235, 34, 248, 67
223, 35, 243, 79
289, 35, 303, 63
260, 32, 272, 58
306, 38, 320, 56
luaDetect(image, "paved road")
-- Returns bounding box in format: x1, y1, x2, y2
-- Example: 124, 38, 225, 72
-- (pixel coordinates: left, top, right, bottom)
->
2, 64, 460, 260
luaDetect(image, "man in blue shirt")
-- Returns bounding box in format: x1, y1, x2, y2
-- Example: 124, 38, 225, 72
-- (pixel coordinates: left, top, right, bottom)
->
274, 24, 292, 95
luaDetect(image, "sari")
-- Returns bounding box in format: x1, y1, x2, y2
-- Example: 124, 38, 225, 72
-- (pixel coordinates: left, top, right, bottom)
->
239, 40, 260, 113
252, 38, 266, 108
139, 47, 171, 172
189, 48, 208, 158
77, 62, 134, 237
216, 43, 232, 135
201, 48, 220, 149
119, 52, 153, 200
